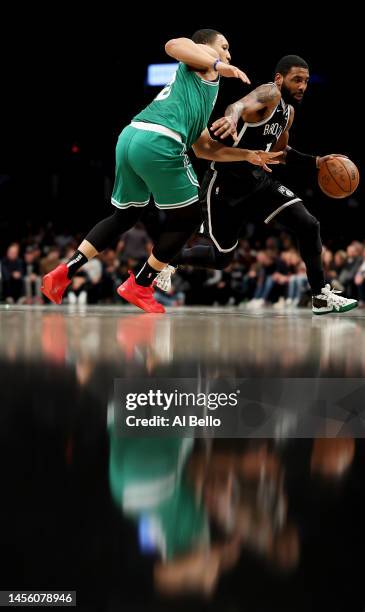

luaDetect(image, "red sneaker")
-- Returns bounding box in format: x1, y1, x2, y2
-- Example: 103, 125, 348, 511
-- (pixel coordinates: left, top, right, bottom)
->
41, 263, 71, 305
117, 272, 165, 314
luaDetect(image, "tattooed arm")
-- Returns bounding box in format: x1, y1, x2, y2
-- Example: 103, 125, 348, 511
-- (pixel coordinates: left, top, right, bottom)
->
211, 83, 281, 140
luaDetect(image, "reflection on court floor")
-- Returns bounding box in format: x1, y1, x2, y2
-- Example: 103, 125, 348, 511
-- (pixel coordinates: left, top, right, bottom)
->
1, 305, 365, 610
1, 305, 365, 376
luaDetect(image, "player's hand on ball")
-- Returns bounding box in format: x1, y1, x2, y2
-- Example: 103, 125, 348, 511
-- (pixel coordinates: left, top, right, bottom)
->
316, 154, 349, 168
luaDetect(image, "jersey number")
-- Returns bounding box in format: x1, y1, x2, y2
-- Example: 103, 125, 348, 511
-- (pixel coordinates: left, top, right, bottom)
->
155, 71, 177, 101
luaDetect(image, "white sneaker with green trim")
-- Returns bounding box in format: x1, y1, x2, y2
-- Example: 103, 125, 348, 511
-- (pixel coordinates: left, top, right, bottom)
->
312, 284, 358, 314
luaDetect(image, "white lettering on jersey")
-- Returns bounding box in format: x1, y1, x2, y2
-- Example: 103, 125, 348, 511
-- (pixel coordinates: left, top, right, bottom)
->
155, 71, 177, 101
277, 185, 295, 198
263, 123, 283, 139
264, 123, 283, 140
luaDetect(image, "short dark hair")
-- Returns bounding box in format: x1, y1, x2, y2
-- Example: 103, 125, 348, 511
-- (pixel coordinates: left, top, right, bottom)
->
191, 29, 221, 44
275, 55, 309, 76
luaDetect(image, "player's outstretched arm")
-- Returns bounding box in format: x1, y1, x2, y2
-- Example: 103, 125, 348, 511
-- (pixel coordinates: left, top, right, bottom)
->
165, 38, 250, 83
193, 129, 282, 172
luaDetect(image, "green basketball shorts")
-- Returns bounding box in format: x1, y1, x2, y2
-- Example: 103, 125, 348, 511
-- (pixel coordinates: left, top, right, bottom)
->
111, 122, 199, 210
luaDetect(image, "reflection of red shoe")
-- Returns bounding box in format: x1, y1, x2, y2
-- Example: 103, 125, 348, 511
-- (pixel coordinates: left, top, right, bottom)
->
117, 314, 161, 359
42, 314, 67, 363
41, 264, 71, 305
117, 272, 165, 314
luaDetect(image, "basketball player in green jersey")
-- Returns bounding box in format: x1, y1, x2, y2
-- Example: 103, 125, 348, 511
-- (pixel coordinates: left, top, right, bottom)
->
108, 428, 241, 596
41, 29, 280, 313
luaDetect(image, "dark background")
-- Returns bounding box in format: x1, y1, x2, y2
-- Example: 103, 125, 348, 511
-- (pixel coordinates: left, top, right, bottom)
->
0, 10, 363, 249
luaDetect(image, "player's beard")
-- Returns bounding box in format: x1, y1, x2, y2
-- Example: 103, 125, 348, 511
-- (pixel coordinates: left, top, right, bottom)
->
281, 83, 303, 108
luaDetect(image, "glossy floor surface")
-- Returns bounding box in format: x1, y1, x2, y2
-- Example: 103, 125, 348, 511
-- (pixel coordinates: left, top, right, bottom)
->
1, 305, 365, 611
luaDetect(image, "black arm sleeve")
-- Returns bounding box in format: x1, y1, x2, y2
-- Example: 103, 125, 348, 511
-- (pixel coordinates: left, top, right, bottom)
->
285, 146, 317, 170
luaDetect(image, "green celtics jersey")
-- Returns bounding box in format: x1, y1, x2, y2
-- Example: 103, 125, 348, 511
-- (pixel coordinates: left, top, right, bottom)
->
133, 62, 219, 149
109, 435, 209, 560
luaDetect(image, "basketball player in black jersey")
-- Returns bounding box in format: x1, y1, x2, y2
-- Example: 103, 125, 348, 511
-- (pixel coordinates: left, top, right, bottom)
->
157, 55, 357, 314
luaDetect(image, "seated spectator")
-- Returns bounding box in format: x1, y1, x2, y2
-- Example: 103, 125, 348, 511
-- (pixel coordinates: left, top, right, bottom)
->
321, 247, 336, 284
24, 245, 42, 304
270, 250, 292, 305
116, 222, 152, 265
234, 239, 255, 270
227, 261, 247, 305
331, 250, 347, 291
246, 250, 276, 308
1, 243, 25, 304
337, 242, 363, 297
354, 253, 365, 306
67, 272, 89, 305
40, 246, 61, 277
203, 269, 228, 306
99, 249, 120, 303
286, 254, 308, 307
82, 257, 103, 304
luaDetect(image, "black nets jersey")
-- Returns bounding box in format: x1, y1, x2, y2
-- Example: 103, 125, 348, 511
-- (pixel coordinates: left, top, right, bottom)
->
199, 90, 300, 236
212, 90, 290, 184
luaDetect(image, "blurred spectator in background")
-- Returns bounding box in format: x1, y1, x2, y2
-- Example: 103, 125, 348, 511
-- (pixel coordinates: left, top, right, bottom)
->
322, 247, 336, 284
2, 227, 365, 309
116, 223, 152, 267
40, 246, 61, 276
337, 242, 363, 297
354, 251, 365, 307
24, 245, 42, 304
1, 243, 25, 304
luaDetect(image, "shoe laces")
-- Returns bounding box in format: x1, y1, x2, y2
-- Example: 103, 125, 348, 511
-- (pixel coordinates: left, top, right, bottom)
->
155, 265, 176, 292
320, 284, 350, 308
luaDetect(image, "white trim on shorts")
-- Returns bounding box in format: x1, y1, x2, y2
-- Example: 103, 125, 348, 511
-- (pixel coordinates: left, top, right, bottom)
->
186, 166, 199, 186
264, 198, 301, 224
179, 142, 199, 187
206, 169, 238, 253
111, 198, 150, 209
154, 195, 199, 209
130, 121, 183, 143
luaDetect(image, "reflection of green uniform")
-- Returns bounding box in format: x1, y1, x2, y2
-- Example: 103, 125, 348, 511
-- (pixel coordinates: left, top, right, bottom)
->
109, 433, 209, 561
111, 62, 219, 210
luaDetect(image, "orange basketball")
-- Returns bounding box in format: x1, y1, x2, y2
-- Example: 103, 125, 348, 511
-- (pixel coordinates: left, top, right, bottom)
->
318, 156, 359, 199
